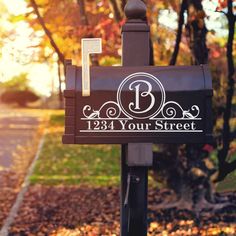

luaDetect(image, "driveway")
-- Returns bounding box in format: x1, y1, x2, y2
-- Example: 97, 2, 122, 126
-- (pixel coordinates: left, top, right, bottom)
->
0, 109, 41, 169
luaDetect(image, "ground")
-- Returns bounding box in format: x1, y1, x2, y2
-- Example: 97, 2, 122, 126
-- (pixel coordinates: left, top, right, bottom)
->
0, 109, 236, 235
0, 107, 45, 229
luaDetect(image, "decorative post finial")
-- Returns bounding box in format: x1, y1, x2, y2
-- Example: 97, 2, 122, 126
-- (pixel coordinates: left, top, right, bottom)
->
124, 0, 147, 20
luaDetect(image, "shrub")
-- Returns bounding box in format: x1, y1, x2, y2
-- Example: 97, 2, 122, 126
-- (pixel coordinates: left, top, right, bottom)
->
1, 90, 39, 107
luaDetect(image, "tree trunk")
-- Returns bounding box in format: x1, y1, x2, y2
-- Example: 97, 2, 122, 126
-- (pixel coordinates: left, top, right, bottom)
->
185, 0, 208, 65
158, 0, 217, 211
160, 0, 187, 196
184, 0, 210, 207
109, 0, 123, 22
121, 0, 126, 12
169, 0, 187, 65
217, 0, 236, 181
77, 0, 88, 25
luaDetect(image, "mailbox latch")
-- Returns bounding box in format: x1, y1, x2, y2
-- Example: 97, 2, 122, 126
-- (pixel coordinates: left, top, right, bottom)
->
124, 173, 140, 206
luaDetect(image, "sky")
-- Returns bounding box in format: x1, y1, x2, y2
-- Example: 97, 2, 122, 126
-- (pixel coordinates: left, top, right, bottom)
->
0, 0, 228, 96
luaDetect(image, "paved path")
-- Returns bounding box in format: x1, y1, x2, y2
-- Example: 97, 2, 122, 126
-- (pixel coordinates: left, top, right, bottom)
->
0, 108, 45, 229
0, 109, 41, 169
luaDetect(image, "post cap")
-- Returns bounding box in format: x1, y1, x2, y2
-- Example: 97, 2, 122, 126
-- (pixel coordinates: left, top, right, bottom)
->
124, 0, 147, 20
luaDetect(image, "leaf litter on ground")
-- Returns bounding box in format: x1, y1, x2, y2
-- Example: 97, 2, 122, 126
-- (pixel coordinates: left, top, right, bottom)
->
8, 185, 236, 236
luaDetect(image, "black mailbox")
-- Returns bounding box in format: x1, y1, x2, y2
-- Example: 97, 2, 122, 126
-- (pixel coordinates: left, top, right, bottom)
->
63, 64, 213, 144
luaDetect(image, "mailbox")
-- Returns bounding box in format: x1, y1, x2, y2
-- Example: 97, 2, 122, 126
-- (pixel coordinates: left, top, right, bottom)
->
63, 64, 213, 144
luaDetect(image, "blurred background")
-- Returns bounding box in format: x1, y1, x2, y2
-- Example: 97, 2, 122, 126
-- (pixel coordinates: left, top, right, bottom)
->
0, 0, 233, 109
0, 0, 235, 235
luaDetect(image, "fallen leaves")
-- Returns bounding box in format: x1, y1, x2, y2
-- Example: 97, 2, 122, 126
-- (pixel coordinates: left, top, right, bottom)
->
0, 108, 47, 228
9, 185, 120, 235
7, 185, 236, 235
0, 170, 20, 228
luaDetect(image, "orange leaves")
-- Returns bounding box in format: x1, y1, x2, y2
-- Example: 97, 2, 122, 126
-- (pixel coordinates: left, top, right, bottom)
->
6, 183, 236, 235
216, 0, 228, 11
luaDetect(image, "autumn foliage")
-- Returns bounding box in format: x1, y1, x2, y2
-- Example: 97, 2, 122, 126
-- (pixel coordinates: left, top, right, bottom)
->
23, 0, 236, 194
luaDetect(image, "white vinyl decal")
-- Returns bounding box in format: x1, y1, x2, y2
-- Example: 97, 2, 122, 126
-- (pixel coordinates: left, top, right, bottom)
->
80, 72, 202, 133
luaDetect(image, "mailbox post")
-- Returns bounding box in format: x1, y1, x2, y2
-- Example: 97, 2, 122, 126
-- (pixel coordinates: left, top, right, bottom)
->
121, 1, 151, 235
62, 0, 213, 235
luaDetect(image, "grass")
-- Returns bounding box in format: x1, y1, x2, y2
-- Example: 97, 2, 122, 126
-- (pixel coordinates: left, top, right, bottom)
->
31, 110, 236, 191
30, 111, 120, 186
210, 148, 236, 192
217, 171, 236, 192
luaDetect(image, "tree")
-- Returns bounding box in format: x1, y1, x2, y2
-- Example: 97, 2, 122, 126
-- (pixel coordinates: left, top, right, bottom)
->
29, 0, 65, 65
1, 90, 39, 107
184, 0, 211, 210
216, 0, 236, 181
153, 0, 236, 211
0, 73, 29, 91
153, 0, 209, 211
0, 73, 39, 107
169, 0, 187, 65
185, 0, 208, 64
29, 0, 65, 108
109, 0, 123, 22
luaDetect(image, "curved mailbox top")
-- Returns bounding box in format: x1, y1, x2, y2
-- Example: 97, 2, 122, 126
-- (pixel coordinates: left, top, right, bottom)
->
63, 64, 213, 144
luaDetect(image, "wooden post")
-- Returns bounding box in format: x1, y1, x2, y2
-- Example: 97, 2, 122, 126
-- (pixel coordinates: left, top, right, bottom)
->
121, 0, 153, 235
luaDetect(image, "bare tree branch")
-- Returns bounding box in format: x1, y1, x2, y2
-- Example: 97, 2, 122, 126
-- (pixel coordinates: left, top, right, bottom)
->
169, 0, 187, 65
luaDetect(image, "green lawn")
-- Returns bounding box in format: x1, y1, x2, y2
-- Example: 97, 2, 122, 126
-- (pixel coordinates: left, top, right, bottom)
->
217, 171, 236, 192
30, 111, 120, 186
31, 111, 236, 191
210, 150, 236, 192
